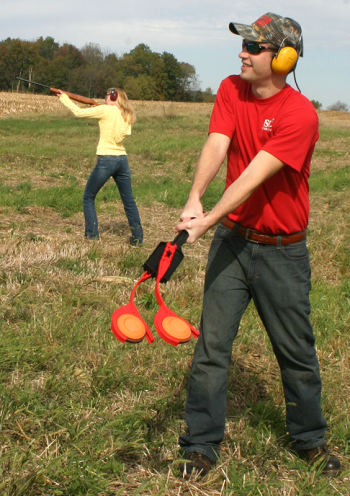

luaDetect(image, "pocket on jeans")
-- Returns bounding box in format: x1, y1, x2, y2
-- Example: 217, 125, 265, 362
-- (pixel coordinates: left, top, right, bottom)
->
281, 240, 309, 261
96, 156, 115, 171
215, 224, 233, 242
96, 156, 107, 167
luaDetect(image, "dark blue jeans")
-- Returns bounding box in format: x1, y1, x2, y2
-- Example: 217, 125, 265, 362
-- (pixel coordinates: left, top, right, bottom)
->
83, 155, 143, 243
179, 224, 327, 462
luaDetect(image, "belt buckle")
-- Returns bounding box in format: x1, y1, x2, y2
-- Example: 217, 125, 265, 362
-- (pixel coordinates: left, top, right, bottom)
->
245, 228, 259, 243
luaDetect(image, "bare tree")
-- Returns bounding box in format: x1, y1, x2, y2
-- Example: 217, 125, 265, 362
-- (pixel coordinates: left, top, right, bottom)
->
327, 101, 348, 112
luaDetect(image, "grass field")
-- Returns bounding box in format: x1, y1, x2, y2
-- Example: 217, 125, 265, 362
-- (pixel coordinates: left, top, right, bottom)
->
0, 92, 349, 495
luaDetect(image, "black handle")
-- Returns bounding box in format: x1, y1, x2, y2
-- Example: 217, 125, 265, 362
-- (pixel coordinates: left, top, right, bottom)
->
171, 230, 189, 248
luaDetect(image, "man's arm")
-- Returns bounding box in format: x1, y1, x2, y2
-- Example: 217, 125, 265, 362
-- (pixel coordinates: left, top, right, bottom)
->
176, 150, 285, 243
180, 132, 231, 221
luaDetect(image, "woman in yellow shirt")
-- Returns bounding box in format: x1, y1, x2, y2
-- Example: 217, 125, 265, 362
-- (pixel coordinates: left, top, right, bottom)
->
58, 88, 143, 245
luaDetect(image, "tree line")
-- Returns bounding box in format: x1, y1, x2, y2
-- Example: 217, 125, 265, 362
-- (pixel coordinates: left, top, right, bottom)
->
0, 36, 215, 103
311, 100, 349, 112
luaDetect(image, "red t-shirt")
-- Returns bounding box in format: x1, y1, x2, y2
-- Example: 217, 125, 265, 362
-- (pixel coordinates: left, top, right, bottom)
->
209, 76, 319, 234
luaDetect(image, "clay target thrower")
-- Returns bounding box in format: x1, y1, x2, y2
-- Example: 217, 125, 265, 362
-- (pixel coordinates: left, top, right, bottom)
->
111, 231, 200, 346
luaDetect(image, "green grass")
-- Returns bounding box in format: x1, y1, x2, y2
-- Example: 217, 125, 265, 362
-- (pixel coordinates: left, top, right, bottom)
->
0, 183, 83, 216
0, 169, 224, 217
309, 165, 350, 192
4, 162, 350, 217
318, 127, 350, 140
0, 106, 349, 495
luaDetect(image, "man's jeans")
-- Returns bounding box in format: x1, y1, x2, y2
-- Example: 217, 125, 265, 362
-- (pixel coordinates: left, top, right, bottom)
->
179, 224, 327, 462
83, 155, 143, 243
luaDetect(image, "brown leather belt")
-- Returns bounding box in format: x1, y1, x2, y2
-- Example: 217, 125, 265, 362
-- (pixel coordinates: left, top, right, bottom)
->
220, 216, 307, 246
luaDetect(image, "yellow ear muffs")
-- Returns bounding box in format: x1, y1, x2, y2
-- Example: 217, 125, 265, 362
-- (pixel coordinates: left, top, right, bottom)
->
271, 47, 298, 75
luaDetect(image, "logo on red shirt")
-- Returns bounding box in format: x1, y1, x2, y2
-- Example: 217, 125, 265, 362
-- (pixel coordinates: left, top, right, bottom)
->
262, 118, 275, 132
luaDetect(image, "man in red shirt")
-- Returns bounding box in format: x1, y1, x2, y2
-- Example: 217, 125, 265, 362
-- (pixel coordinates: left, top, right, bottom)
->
176, 13, 341, 478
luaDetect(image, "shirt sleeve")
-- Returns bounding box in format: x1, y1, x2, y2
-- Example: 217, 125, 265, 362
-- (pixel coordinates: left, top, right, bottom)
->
59, 93, 106, 118
263, 104, 319, 172
208, 79, 236, 139
125, 123, 132, 136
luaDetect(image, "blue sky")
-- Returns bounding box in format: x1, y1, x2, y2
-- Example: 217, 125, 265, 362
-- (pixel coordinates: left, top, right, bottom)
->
2, 0, 349, 109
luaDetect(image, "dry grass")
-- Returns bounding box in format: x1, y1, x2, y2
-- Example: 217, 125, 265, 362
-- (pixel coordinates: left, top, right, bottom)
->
318, 110, 350, 129
0, 91, 214, 118
0, 91, 66, 116
0, 94, 349, 495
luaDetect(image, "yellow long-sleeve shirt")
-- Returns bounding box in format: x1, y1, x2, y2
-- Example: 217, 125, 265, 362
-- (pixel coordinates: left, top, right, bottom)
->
59, 93, 131, 156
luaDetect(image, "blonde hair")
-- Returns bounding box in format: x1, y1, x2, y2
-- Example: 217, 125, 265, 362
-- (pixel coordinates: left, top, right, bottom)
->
107, 88, 136, 124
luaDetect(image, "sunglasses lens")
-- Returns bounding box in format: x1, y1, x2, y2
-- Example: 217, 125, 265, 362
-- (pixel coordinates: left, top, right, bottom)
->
248, 43, 260, 54
242, 40, 260, 54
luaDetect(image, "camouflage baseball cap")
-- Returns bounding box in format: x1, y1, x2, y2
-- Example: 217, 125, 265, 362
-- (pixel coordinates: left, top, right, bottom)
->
229, 13, 303, 56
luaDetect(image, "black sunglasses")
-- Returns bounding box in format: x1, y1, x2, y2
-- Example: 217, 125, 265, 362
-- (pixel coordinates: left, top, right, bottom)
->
242, 39, 277, 55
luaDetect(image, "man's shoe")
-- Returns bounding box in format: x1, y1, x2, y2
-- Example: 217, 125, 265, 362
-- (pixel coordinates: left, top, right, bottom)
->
179, 452, 213, 479
300, 443, 341, 476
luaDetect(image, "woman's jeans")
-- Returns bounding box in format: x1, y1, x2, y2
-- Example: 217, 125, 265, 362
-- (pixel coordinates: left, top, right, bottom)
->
179, 224, 327, 462
83, 155, 143, 243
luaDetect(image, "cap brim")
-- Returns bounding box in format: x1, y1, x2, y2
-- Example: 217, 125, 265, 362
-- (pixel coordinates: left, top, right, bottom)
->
229, 22, 260, 41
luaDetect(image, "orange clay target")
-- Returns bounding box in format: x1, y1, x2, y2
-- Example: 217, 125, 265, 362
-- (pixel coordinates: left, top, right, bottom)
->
117, 313, 146, 342
111, 231, 200, 346
111, 272, 154, 344
162, 316, 191, 341
153, 240, 199, 346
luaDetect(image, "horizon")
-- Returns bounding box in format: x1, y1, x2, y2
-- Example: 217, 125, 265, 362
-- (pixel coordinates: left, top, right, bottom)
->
1, 0, 350, 109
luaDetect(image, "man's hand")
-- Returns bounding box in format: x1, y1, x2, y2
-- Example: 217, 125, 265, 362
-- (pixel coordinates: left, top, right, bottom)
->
175, 216, 211, 244
180, 197, 205, 222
